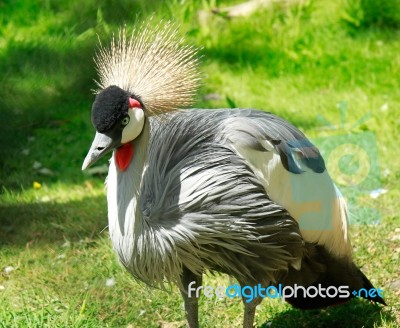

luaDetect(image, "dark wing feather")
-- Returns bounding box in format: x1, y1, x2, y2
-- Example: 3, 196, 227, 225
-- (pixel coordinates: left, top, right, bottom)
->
217, 109, 326, 174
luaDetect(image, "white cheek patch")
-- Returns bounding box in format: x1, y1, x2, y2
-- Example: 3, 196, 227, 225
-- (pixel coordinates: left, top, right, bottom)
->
121, 108, 145, 144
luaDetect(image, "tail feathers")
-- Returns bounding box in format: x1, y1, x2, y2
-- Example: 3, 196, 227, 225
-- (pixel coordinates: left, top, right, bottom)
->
357, 268, 386, 305
281, 245, 386, 309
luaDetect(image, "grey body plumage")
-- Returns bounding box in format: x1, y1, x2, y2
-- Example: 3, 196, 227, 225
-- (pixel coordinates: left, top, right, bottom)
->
116, 109, 305, 287
82, 22, 385, 328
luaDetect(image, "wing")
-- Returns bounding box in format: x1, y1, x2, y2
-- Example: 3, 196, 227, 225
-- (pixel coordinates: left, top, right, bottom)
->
217, 109, 352, 258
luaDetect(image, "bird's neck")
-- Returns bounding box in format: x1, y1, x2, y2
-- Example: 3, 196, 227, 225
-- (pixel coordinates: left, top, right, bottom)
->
106, 117, 187, 287
106, 119, 150, 267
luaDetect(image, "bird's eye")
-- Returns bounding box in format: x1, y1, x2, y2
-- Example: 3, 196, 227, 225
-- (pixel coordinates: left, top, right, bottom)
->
122, 116, 130, 126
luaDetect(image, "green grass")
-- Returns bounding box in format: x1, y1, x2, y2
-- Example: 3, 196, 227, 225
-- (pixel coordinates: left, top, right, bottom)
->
0, 0, 399, 327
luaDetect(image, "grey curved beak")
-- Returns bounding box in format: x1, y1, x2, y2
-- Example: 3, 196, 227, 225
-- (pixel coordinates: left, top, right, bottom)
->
82, 132, 119, 170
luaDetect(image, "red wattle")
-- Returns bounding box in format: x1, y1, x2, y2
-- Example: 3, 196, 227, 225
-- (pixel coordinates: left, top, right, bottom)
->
115, 143, 134, 171
129, 97, 141, 108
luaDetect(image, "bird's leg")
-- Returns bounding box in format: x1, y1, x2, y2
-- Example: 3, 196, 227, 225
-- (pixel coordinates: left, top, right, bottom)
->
242, 294, 262, 328
180, 267, 202, 328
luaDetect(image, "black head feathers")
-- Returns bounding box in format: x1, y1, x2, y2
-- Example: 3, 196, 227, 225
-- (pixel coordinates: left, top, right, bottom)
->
92, 85, 129, 133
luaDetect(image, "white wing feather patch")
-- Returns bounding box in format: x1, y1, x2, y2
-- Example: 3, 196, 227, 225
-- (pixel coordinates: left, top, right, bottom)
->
231, 144, 352, 258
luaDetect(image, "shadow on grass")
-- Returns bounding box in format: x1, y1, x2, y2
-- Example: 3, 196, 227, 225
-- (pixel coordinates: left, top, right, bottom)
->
0, 194, 107, 246
0, 1, 163, 190
0, 30, 119, 191
261, 299, 392, 328
0, 40, 97, 154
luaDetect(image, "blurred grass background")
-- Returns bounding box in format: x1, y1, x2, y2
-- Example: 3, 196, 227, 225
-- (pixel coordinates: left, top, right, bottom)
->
0, 0, 399, 327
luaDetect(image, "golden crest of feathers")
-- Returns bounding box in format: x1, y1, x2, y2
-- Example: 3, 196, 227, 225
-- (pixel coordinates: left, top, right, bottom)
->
94, 21, 201, 115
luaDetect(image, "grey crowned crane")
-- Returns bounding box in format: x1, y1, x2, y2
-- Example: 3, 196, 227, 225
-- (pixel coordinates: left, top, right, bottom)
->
82, 22, 385, 328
